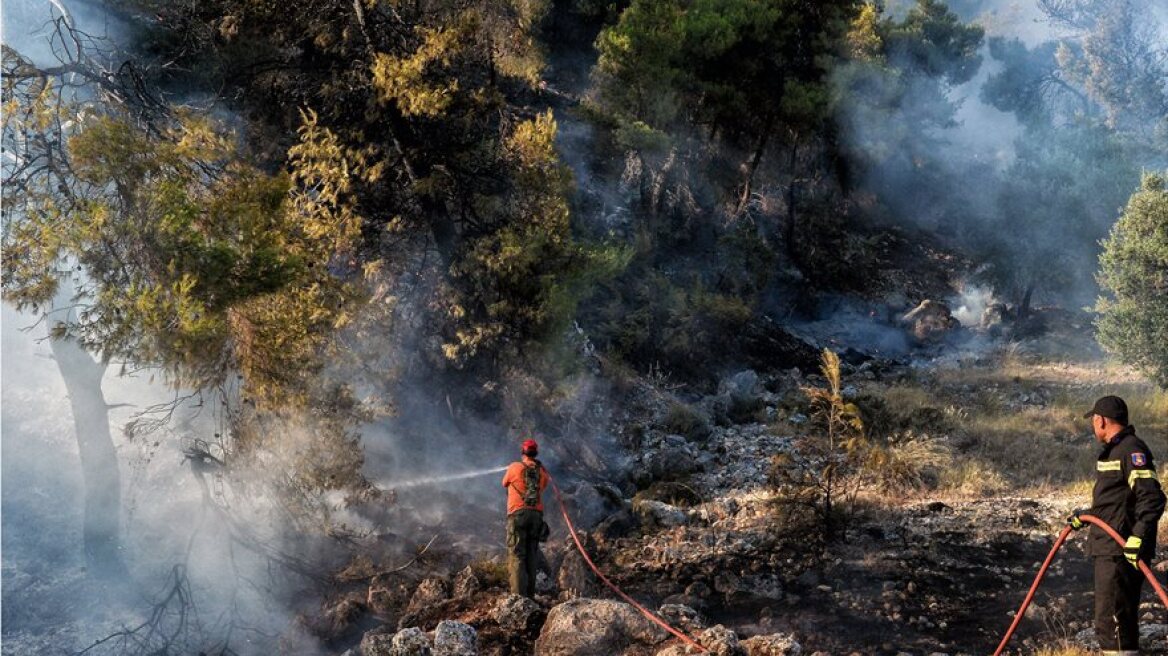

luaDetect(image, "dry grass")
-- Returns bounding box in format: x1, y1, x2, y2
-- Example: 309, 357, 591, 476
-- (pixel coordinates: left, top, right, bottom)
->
469, 557, 508, 588
876, 385, 936, 413
963, 411, 1093, 489
937, 459, 1011, 497
868, 431, 954, 493
1030, 644, 1092, 656
934, 354, 1147, 389
860, 350, 1165, 503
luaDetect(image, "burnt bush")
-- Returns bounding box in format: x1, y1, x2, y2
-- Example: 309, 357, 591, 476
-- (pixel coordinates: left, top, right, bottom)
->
660, 402, 712, 442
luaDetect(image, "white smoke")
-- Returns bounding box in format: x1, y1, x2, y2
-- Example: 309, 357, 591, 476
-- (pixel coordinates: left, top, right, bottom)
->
951, 284, 997, 327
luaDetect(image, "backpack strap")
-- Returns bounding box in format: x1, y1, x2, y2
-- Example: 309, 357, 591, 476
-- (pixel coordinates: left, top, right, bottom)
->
521, 459, 543, 508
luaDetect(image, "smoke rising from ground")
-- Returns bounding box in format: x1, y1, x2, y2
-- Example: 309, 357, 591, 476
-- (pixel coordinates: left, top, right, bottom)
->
1, 3, 337, 651
2, 302, 329, 655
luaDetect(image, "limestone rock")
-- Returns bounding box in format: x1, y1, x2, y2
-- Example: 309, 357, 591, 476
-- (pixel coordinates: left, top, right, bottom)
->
390, 627, 431, 655
562, 483, 618, 529
433, 620, 477, 656
492, 593, 543, 632
657, 604, 707, 633
718, 370, 764, 423
741, 574, 784, 602
452, 567, 480, 599
633, 498, 688, 529
360, 630, 394, 656
557, 549, 599, 599
699, 625, 744, 656
594, 508, 638, 542
742, 633, 803, 656
536, 571, 556, 595
640, 444, 699, 483
408, 577, 449, 612
719, 370, 760, 401
534, 598, 668, 656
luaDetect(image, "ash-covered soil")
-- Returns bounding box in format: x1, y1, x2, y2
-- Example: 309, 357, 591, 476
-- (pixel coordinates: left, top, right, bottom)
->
302, 340, 1168, 656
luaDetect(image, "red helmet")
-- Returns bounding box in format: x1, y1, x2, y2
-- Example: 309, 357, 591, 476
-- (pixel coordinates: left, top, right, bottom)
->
521, 439, 538, 455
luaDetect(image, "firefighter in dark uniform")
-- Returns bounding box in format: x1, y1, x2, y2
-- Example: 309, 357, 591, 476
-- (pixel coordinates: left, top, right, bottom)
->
1068, 396, 1166, 655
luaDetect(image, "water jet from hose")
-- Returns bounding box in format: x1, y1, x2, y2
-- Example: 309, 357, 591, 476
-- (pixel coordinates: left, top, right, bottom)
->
389, 465, 509, 490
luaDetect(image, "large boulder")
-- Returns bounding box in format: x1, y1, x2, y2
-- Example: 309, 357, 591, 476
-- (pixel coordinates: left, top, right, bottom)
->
534, 598, 669, 656
637, 436, 699, 485
741, 633, 802, 656
632, 498, 688, 529
719, 370, 760, 400
716, 370, 764, 424
492, 593, 544, 633
593, 508, 638, 543
433, 620, 477, 656
724, 574, 784, 604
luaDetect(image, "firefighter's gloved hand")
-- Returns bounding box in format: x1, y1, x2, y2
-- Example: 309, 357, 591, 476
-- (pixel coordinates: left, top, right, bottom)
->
1066, 511, 1084, 531
1124, 535, 1143, 568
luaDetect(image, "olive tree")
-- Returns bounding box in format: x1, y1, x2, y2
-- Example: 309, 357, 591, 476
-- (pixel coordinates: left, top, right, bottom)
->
1096, 173, 1168, 388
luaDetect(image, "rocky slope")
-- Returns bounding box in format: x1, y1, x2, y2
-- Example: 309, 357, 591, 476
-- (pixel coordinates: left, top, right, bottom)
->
327, 333, 1168, 655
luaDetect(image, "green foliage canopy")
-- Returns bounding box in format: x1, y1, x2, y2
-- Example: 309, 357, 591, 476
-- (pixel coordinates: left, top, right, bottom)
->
1096, 173, 1168, 389
595, 0, 858, 148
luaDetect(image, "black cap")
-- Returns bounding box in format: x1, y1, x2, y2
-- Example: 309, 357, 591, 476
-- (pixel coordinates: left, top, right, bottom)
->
1084, 395, 1128, 423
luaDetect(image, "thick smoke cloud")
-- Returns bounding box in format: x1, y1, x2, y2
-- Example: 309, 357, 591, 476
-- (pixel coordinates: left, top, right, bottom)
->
3, 296, 342, 654
840, 0, 1166, 312
0, 3, 332, 652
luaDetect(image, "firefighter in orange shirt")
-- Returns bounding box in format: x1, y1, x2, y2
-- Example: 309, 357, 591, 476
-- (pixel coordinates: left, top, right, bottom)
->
502, 439, 550, 597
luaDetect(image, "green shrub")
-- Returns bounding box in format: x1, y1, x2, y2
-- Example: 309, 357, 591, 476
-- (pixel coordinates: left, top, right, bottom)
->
1096, 172, 1168, 389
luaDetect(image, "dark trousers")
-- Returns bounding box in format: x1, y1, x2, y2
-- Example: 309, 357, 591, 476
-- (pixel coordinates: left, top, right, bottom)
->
1094, 555, 1145, 651
507, 508, 543, 597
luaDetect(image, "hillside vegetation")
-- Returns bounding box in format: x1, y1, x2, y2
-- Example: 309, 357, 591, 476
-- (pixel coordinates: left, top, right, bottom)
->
2, 0, 1167, 653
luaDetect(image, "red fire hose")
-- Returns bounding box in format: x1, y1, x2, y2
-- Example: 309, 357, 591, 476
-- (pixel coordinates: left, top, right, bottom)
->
993, 513, 1168, 656
549, 476, 709, 652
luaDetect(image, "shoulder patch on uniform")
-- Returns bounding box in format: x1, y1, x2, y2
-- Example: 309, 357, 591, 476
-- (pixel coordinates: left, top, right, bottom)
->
1132, 452, 1147, 467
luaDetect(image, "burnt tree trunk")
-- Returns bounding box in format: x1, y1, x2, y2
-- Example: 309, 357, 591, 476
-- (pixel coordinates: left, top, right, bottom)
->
784, 142, 800, 262
1017, 284, 1034, 321
736, 122, 773, 215
49, 330, 127, 577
